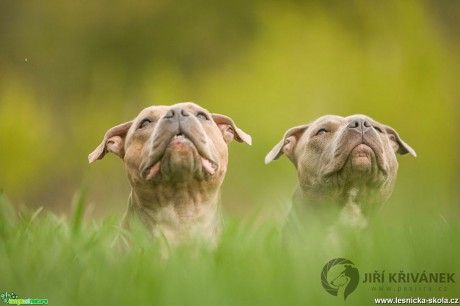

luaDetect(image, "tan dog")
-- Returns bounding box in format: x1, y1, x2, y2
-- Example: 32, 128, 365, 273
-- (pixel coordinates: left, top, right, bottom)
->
266, 115, 416, 228
89, 102, 251, 246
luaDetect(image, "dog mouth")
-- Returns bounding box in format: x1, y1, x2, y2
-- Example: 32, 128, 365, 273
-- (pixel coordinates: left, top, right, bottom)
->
141, 133, 218, 181
323, 143, 388, 179
349, 144, 375, 169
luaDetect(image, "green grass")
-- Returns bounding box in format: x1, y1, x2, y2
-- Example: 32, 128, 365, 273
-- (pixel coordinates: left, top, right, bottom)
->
0, 192, 459, 306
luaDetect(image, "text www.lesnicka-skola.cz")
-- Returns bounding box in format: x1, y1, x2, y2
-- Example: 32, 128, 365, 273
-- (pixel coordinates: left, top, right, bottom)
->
375, 297, 459, 304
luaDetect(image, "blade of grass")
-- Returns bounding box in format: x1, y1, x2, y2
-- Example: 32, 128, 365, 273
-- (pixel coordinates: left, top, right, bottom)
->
71, 185, 87, 236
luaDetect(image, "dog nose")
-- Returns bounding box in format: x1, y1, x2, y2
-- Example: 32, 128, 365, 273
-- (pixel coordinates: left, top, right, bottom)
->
180, 109, 190, 117
348, 118, 371, 132
164, 108, 190, 119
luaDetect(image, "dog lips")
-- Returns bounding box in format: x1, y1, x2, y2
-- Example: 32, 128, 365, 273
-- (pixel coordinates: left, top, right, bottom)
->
201, 158, 217, 175
145, 162, 161, 180
350, 144, 374, 169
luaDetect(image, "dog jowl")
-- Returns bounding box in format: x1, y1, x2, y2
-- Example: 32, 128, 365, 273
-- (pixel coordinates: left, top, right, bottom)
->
266, 115, 416, 228
88, 102, 251, 247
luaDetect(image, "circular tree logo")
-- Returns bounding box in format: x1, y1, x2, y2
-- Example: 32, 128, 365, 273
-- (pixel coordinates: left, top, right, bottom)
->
321, 258, 359, 301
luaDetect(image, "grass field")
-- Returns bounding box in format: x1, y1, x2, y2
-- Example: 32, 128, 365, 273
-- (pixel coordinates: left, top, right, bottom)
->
0, 191, 458, 306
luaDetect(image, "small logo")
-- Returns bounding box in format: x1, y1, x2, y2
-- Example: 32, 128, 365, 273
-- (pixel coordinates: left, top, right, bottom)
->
321, 258, 359, 300
1, 293, 18, 304
0, 292, 48, 305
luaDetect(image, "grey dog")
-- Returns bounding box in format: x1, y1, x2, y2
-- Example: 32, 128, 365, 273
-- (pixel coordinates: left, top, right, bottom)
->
266, 114, 416, 228
89, 102, 251, 247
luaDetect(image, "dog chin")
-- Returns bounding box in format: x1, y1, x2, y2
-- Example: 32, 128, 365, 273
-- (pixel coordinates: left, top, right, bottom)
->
349, 144, 374, 173
143, 140, 218, 181
321, 146, 384, 187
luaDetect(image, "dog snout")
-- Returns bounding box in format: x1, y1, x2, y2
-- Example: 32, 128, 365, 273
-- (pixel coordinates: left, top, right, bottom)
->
347, 118, 371, 133
164, 107, 191, 120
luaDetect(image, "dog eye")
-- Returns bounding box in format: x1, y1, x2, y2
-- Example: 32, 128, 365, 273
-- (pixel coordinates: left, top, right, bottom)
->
316, 128, 329, 136
196, 112, 209, 120
139, 119, 152, 129
373, 126, 383, 133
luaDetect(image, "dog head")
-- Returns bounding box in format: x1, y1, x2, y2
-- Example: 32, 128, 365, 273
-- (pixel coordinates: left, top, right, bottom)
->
266, 115, 416, 205
89, 102, 251, 206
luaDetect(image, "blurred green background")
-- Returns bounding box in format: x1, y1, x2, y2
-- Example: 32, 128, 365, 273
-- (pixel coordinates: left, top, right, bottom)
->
1, 0, 459, 219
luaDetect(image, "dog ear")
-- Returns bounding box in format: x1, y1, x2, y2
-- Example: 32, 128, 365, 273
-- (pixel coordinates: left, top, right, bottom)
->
383, 126, 417, 157
88, 121, 133, 163
265, 125, 309, 164
212, 114, 252, 145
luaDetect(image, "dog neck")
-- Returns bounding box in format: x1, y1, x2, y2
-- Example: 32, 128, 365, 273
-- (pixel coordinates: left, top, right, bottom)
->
338, 187, 368, 229
125, 188, 222, 247
293, 185, 371, 230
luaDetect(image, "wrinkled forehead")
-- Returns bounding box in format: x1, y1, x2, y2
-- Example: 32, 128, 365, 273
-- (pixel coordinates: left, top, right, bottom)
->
310, 115, 345, 127
136, 102, 210, 119
310, 114, 378, 127
345, 114, 377, 124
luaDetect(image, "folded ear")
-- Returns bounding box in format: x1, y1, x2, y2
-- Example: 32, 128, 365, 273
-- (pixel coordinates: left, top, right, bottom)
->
383, 125, 417, 157
88, 121, 133, 163
265, 125, 309, 164
212, 114, 252, 145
